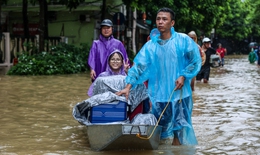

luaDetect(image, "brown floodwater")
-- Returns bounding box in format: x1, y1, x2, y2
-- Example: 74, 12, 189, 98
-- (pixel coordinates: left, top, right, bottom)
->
0, 55, 259, 155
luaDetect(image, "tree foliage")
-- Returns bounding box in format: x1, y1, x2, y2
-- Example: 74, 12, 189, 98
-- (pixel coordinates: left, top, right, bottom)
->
7, 43, 90, 75
58, 0, 85, 11
122, 0, 231, 35
217, 0, 252, 41
122, 0, 260, 42
246, 0, 260, 39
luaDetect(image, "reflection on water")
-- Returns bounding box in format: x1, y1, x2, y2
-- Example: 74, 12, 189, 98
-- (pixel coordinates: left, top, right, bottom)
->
0, 55, 259, 155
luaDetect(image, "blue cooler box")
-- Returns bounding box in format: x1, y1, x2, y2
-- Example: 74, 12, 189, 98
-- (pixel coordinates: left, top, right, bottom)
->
89, 101, 127, 123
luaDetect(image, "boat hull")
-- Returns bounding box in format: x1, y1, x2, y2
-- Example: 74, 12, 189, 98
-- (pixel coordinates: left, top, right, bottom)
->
86, 124, 162, 151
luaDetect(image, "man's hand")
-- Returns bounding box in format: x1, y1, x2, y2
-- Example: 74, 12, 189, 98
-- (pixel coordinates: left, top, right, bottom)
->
90, 69, 96, 80
115, 84, 132, 100
174, 76, 185, 90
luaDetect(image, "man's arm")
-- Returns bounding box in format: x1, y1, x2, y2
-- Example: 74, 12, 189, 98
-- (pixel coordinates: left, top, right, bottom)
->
115, 84, 132, 100
180, 38, 202, 79
90, 69, 96, 80
88, 42, 97, 79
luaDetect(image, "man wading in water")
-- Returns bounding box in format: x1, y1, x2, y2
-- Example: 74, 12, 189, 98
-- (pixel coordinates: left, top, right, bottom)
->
116, 7, 201, 145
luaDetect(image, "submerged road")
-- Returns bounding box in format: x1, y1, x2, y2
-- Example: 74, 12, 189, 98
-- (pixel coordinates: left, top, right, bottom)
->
0, 55, 259, 154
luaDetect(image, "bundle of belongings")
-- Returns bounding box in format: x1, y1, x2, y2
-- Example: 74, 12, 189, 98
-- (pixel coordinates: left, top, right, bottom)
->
72, 75, 157, 126
210, 54, 221, 68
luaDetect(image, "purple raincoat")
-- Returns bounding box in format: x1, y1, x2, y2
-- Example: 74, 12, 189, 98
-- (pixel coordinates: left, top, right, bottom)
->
88, 34, 128, 79
87, 49, 127, 96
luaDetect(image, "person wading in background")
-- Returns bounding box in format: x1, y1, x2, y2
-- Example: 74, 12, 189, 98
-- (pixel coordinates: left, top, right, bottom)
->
196, 37, 216, 83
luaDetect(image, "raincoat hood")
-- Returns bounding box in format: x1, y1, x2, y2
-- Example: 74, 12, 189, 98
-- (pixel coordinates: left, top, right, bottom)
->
88, 31, 129, 82
126, 26, 202, 103
103, 49, 127, 76
87, 49, 127, 97
149, 27, 177, 44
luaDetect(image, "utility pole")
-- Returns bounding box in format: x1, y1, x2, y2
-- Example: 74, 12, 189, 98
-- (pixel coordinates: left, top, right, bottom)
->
101, 0, 106, 20
126, 6, 132, 56
39, 0, 48, 52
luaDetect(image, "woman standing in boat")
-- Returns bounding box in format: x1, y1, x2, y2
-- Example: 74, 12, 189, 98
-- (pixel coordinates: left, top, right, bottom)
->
116, 7, 201, 145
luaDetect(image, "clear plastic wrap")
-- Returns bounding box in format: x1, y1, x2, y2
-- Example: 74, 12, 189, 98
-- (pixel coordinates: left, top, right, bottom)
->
72, 75, 151, 126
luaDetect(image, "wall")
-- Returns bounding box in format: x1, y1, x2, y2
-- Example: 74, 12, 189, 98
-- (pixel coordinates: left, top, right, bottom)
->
1, 0, 125, 47
3, 11, 96, 47
48, 11, 95, 46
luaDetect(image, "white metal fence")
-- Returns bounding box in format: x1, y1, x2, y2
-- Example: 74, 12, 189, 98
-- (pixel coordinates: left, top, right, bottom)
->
0, 32, 62, 73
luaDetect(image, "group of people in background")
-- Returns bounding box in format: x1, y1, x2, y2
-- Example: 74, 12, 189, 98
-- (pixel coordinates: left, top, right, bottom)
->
188, 31, 227, 87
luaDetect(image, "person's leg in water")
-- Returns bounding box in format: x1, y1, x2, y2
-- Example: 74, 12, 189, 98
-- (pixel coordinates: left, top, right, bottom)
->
257, 57, 260, 68
196, 67, 204, 82
171, 100, 183, 146
171, 97, 198, 145
172, 131, 181, 145
154, 102, 173, 143
203, 66, 210, 83
190, 77, 195, 91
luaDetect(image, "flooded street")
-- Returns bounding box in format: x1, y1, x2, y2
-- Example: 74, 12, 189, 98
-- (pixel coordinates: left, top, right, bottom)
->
0, 55, 259, 155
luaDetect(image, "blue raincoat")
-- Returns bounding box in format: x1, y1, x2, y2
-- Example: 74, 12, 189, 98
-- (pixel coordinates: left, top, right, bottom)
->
125, 27, 201, 145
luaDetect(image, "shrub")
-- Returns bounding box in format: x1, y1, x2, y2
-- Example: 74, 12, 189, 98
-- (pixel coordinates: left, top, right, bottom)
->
7, 43, 90, 75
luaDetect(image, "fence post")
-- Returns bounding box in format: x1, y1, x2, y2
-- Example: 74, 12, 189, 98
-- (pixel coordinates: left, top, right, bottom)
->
35, 35, 39, 53
0, 32, 12, 74
4, 32, 11, 68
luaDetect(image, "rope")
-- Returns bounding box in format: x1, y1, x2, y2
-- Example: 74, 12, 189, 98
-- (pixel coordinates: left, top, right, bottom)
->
136, 88, 183, 140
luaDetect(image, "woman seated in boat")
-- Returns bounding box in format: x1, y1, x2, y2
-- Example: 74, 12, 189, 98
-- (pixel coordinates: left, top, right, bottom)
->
87, 49, 130, 97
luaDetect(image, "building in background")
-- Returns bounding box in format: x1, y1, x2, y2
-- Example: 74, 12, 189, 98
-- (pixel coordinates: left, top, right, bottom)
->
1, 0, 151, 51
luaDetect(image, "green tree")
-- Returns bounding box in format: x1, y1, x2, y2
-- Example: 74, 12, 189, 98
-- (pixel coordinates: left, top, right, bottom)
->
182, 0, 231, 35
58, 0, 85, 11
217, 0, 251, 41
246, 0, 260, 40
122, 0, 231, 35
